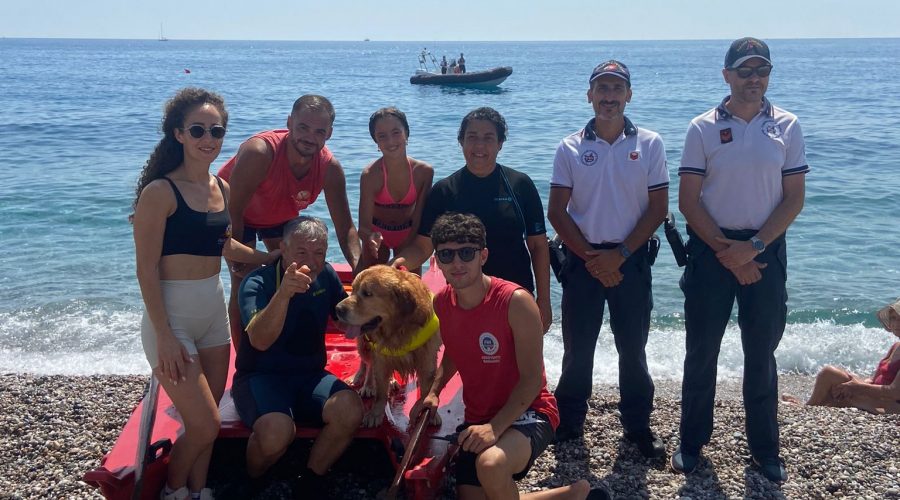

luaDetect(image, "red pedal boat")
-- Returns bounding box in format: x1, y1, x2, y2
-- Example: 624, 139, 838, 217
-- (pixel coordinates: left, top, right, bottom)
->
84, 262, 463, 499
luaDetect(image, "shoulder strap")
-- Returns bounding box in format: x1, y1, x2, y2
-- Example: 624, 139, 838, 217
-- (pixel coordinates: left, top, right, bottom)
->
213, 175, 228, 212
497, 165, 526, 236
162, 177, 186, 208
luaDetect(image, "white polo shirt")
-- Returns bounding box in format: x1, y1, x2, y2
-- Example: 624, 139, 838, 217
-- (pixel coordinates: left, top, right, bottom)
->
679, 96, 809, 230
551, 117, 669, 244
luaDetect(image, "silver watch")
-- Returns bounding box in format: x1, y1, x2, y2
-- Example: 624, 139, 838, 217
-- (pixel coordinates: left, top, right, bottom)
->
750, 236, 766, 253
618, 244, 632, 259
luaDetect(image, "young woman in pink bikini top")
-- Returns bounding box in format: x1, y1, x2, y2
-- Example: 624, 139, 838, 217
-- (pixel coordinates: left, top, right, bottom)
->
356, 107, 433, 272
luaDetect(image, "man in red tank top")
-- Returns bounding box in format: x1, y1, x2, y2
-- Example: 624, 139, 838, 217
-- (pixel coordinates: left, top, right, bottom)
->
412, 213, 609, 500
218, 95, 360, 346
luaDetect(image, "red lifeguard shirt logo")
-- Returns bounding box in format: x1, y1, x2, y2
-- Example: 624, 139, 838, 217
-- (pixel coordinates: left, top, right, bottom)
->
478, 332, 501, 364
719, 128, 733, 144
629, 151, 640, 161
294, 190, 312, 209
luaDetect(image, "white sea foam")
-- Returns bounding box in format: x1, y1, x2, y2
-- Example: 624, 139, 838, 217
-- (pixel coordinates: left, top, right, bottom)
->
1, 305, 892, 382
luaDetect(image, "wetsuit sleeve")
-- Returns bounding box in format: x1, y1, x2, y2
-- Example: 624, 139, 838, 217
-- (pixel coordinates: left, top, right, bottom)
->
238, 271, 272, 329
515, 174, 547, 236
418, 183, 447, 237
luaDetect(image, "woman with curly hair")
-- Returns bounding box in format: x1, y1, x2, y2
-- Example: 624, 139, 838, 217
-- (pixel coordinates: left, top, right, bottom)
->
132, 88, 276, 500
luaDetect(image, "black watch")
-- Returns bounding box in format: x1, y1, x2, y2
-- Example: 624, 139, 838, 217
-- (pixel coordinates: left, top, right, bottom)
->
618, 244, 632, 259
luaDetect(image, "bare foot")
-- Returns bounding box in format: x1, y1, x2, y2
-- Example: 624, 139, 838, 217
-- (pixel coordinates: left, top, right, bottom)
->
781, 393, 803, 404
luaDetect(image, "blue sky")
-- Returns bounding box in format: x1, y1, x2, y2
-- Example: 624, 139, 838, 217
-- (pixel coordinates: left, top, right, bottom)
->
2, 0, 899, 41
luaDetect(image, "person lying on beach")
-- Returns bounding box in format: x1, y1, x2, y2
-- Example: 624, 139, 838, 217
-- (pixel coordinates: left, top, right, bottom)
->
410, 213, 610, 500
356, 107, 433, 274
782, 299, 900, 414
132, 88, 277, 500
232, 216, 363, 495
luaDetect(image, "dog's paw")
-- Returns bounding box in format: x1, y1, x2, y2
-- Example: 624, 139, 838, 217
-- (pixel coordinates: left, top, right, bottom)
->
358, 384, 376, 398
362, 407, 386, 428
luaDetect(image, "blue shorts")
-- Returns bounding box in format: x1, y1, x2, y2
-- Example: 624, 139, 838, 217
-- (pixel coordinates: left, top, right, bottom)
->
240, 222, 287, 245
454, 410, 554, 487
232, 370, 351, 427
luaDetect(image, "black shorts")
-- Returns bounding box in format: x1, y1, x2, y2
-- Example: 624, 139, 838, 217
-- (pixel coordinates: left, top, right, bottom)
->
232, 370, 351, 427
454, 410, 554, 487
240, 222, 287, 245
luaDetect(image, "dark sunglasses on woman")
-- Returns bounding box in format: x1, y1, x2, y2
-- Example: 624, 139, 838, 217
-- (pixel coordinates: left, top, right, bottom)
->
182, 125, 227, 139
732, 65, 773, 79
435, 247, 482, 264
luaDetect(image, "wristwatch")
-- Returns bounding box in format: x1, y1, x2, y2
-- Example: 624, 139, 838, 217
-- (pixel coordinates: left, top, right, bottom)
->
750, 236, 766, 253
618, 244, 632, 259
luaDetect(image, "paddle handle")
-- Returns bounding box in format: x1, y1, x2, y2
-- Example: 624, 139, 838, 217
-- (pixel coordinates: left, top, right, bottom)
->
386, 406, 433, 499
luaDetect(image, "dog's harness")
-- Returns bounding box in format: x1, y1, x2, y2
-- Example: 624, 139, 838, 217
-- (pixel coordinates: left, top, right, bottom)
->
365, 311, 439, 357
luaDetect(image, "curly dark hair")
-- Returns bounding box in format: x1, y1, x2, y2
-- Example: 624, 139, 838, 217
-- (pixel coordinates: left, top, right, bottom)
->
456, 106, 507, 144
368, 107, 410, 141
132, 88, 228, 211
430, 213, 486, 248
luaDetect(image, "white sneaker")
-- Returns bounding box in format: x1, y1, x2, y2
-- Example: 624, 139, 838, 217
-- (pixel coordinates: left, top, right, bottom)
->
198, 488, 215, 500
160, 486, 189, 500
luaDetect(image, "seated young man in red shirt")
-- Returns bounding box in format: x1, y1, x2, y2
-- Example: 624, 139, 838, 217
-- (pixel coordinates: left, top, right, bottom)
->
411, 212, 608, 500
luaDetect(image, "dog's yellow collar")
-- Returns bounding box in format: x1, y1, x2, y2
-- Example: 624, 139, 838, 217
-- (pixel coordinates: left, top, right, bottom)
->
366, 311, 439, 357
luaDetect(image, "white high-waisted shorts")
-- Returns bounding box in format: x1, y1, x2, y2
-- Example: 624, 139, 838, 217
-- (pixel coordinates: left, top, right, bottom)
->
141, 274, 231, 368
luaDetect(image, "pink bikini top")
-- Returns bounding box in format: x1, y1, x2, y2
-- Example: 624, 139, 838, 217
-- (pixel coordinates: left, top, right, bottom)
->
872, 342, 900, 386
373, 158, 417, 209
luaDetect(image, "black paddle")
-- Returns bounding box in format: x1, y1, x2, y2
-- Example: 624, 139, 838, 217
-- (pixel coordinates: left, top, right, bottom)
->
131, 374, 161, 500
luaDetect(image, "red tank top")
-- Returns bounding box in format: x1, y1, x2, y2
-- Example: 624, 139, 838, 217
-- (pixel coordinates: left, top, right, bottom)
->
218, 130, 333, 228
433, 277, 559, 429
872, 342, 900, 386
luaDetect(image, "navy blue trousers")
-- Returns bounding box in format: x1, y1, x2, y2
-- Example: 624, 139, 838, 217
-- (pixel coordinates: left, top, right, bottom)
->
678, 228, 787, 459
554, 245, 655, 434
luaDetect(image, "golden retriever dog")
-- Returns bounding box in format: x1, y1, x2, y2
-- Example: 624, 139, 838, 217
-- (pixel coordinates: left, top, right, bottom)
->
335, 265, 442, 428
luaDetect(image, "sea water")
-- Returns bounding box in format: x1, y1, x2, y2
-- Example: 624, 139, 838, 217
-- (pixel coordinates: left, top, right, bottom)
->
1, 38, 898, 382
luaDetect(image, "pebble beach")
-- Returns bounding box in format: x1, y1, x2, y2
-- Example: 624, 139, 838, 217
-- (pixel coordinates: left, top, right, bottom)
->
1, 373, 898, 499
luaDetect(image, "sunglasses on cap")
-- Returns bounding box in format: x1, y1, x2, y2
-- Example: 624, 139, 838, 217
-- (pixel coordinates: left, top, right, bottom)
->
182, 125, 227, 139
435, 246, 482, 264
731, 65, 773, 79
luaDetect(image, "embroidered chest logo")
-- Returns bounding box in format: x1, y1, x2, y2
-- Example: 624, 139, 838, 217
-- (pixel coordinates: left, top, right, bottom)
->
628, 151, 640, 161
581, 150, 598, 166
761, 120, 783, 139
294, 190, 311, 209
719, 128, 733, 144
479, 332, 501, 363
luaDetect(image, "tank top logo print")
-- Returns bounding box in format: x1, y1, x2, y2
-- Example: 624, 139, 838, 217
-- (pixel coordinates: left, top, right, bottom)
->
293, 190, 311, 210
479, 332, 501, 363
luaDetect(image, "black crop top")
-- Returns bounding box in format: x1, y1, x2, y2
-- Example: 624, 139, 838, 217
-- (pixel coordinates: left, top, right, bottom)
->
160, 176, 232, 257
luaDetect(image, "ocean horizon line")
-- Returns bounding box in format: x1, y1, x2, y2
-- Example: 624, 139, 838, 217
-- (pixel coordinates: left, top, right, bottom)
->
3, 35, 899, 43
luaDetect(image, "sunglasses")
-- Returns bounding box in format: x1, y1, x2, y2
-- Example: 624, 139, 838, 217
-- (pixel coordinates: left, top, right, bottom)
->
435, 247, 482, 264
731, 65, 773, 79
182, 125, 227, 139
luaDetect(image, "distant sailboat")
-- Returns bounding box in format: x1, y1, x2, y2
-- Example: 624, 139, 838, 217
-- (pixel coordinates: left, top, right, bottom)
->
158, 23, 168, 42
